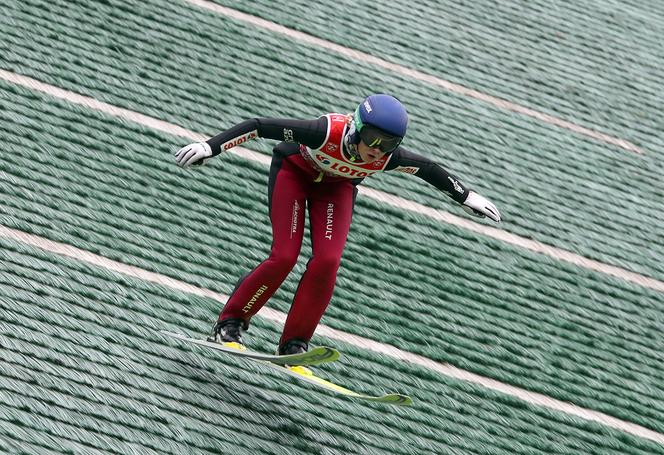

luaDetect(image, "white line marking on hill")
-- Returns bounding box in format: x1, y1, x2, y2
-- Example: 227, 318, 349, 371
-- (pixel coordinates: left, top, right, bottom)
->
1, 69, 661, 293
361, 187, 664, 293
1, 224, 662, 445
184, 0, 643, 155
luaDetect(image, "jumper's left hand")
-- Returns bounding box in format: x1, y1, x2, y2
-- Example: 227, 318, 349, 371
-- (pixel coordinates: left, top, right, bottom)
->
462, 191, 501, 222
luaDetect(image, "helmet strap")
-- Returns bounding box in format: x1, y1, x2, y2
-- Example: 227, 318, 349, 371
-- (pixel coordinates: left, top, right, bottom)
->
343, 132, 362, 162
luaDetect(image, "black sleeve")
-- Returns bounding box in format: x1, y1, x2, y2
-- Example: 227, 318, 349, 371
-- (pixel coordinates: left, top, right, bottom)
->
385, 147, 469, 203
206, 117, 329, 156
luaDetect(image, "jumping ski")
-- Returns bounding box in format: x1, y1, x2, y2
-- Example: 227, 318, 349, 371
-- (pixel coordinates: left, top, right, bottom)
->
274, 364, 413, 406
160, 330, 339, 366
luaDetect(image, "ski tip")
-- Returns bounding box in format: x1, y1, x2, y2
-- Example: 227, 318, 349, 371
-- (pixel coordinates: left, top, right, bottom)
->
379, 394, 413, 406
307, 346, 341, 365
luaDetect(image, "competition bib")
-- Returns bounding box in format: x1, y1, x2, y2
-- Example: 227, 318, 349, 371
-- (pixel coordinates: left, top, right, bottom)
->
300, 114, 391, 179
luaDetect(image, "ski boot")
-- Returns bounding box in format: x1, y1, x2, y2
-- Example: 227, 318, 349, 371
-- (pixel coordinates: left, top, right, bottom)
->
207, 318, 246, 351
278, 338, 309, 355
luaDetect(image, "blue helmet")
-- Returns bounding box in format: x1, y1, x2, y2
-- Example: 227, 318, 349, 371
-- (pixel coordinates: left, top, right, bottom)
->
347, 94, 408, 154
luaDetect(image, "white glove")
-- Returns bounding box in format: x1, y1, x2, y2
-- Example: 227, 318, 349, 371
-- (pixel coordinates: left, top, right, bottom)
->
174, 142, 213, 167
462, 191, 501, 222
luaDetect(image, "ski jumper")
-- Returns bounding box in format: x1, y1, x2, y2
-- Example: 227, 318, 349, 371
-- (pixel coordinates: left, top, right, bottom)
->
205, 114, 470, 346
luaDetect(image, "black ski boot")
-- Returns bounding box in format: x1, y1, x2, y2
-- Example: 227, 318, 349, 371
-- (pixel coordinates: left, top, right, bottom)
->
207, 318, 246, 348
278, 338, 309, 356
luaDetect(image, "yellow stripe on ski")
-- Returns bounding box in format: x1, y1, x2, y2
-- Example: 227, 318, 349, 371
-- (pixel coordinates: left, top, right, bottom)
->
222, 341, 246, 351
288, 365, 358, 395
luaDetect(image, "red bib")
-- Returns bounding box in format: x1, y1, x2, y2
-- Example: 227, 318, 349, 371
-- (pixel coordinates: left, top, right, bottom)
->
300, 114, 391, 180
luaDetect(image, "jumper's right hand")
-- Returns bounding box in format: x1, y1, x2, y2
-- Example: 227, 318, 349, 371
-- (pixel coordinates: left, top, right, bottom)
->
174, 142, 213, 167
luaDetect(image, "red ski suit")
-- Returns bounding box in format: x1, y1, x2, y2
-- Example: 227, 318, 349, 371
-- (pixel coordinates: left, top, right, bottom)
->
207, 113, 469, 346
219, 114, 390, 344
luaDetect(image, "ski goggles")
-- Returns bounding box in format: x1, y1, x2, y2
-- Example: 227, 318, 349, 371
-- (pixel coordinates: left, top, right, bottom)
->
359, 125, 403, 154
